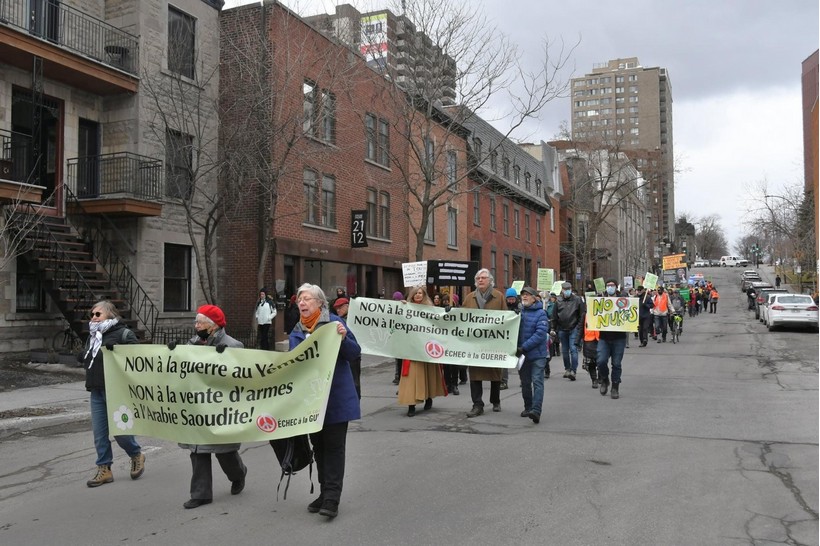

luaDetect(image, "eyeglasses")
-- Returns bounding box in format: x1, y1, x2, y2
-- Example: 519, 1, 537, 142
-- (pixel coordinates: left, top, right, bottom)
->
475, 276, 490, 280
91, 311, 103, 318
297, 296, 316, 303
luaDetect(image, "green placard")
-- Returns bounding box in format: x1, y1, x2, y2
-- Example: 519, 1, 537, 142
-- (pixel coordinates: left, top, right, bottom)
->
643, 272, 658, 290
593, 277, 606, 294
536, 268, 554, 291
551, 281, 565, 295
511, 280, 525, 292
680, 288, 690, 302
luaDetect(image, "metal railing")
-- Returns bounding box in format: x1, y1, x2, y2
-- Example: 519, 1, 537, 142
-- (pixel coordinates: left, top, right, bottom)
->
62, 183, 160, 339
0, 0, 140, 75
0, 128, 36, 184
67, 152, 163, 200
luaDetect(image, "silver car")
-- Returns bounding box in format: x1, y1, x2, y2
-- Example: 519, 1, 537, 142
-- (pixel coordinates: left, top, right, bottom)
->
766, 294, 819, 331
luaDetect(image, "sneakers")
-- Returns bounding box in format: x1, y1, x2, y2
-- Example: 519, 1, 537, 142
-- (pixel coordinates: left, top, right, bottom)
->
528, 411, 540, 424
466, 405, 484, 418
520, 410, 530, 417
492, 403, 501, 412
591, 379, 599, 389
611, 384, 620, 399
599, 378, 609, 396
319, 499, 339, 518
452, 385, 460, 395
308, 496, 324, 513
87, 465, 113, 488
568, 371, 576, 381
563, 370, 571, 378
499, 381, 508, 390
130, 453, 145, 480
231, 466, 247, 495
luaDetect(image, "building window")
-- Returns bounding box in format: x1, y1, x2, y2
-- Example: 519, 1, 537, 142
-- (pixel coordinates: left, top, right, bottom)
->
525, 212, 530, 242
304, 170, 335, 227
629, 96, 638, 103
514, 208, 520, 239
524, 172, 531, 192
502, 157, 510, 179
165, 129, 193, 199
447, 207, 457, 247
15, 256, 44, 311
473, 190, 480, 225
365, 114, 390, 166
536, 217, 542, 245
424, 208, 435, 242
490, 150, 497, 172
549, 206, 555, 232
304, 169, 318, 224
503, 252, 509, 286
447, 150, 457, 188
472, 137, 482, 162
535, 178, 542, 197
502, 202, 509, 235
366, 188, 377, 237
321, 175, 336, 227
490, 250, 497, 279
424, 137, 435, 166
489, 196, 497, 231
513, 165, 520, 185
168, 7, 195, 79
303, 81, 335, 143
164, 243, 191, 311
379, 191, 390, 238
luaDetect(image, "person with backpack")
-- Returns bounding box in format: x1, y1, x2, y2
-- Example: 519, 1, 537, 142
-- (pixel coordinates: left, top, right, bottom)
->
288, 283, 360, 519
82, 300, 145, 488
255, 288, 277, 350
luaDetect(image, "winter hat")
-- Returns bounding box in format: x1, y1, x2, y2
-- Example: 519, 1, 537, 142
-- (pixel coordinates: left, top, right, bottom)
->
393, 291, 404, 300
197, 304, 226, 328
521, 286, 539, 297
333, 297, 349, 309
505, 287, 518, 298
451, 294, 459, 305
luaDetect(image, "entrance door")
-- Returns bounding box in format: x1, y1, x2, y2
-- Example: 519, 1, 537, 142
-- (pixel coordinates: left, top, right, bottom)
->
77, 119, 100, 197
11, 87, 61, 207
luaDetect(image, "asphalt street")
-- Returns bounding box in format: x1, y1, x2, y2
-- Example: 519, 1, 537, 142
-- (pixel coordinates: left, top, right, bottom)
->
0, 265, 817, 545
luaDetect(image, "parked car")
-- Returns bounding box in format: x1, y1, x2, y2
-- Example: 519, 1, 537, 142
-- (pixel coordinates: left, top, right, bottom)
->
709, 259, 720, 267
766, 293, 819, 331
754, 288, 789, 319
759, 292, 779, 324
692, 260, 709, 268
740, 273, 763, 291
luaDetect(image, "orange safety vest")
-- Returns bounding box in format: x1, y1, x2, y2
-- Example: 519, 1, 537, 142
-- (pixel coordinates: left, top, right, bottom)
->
710, 289, 719, 300
654, 292, 669, 313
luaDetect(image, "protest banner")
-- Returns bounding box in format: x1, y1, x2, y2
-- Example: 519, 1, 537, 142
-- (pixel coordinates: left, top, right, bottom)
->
643, 272, 658, 289
536, 268, 554, 291
593, 277, 606, 294
584, 291, 596, 300
511, 280, 525, 292
680, 287, 691, 302
402, 261, 428, 287
346, 297, 519, 368
585, 297, 639, 332
103, 323, 342, 444
662, 253, 686, 271
425, 260, 479, 286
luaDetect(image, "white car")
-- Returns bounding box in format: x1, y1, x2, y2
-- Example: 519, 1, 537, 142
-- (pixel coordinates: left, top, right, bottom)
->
692, 260, 709, 268
766, 294, 819, 331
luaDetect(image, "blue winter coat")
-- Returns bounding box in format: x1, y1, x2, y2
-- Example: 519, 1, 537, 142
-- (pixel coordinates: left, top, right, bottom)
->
518, 300, 549, 360
289, 309, 361, 425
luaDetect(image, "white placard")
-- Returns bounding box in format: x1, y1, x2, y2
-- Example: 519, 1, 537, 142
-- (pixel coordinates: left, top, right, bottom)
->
402, 261, 428, 287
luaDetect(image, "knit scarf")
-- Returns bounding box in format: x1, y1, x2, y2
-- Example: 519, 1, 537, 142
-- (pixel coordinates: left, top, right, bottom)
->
474, 288, 492, 309
85, 318, 118, 366
300, 308, 322, 333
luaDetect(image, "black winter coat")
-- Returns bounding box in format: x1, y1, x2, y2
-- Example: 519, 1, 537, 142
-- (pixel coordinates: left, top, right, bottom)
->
83, 321, 138, 391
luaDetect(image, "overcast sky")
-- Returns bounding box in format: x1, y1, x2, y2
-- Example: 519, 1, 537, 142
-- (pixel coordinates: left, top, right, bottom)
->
224, 0, 819, 249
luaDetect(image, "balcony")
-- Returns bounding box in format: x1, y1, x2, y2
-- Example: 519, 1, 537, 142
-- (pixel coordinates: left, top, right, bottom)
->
66, 152, 163, 217
0, 129, 44, 204
0, 0, 139, 94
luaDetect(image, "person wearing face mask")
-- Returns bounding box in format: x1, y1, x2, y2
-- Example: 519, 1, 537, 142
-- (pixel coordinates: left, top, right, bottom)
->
516, 287, 549, 423
597, 279, 628, 399
82, 300, 144, 488
652, 285, 670, 342
549, 281, 586, 381
178, 304, 247, 509
635, 286, 655, 347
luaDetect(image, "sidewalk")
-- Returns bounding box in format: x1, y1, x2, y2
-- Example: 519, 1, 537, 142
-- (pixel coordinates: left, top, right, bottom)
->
0, 352, 395, 439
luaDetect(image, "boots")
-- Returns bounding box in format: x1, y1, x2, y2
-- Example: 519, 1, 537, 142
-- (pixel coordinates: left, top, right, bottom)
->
130, 453, 145, 480
87, 465, 113, 487
611, 383, 620, 399
423, 398, 433, 410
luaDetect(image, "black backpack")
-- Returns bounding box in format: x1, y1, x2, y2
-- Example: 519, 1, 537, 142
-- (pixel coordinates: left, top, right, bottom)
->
269, 434, 314, 500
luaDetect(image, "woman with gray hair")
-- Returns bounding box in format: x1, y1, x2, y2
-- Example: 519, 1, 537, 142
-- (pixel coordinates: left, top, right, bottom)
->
286, 283, 360, 519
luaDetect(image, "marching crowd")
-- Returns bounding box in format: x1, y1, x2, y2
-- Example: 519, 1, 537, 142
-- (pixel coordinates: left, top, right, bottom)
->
79, 268, 721, 520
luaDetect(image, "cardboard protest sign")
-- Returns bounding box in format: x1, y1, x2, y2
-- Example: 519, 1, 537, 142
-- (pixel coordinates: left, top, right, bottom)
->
537, 268, 554, 291
402, 261, 428, 287
662, 253, 686, 270
643, 272, 658, 290
511, 280, 525, 293
593, 277, 606, 294
585, 297, 639, 332
623, 276, 634, 290
103, 323, 341, 444
347, 297, 519, 368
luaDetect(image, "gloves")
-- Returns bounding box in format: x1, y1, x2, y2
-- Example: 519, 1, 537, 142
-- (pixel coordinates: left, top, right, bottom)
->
105, 343, 114, 351
167, 340, 177, 350
216, 344, 227, 353
515, 347, 523, 357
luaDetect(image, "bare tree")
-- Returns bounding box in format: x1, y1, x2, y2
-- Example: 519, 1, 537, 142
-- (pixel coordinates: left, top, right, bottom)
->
693, 213, 728, 260
355, 0, 576, 260
141, 18, 223, 302
219, 4, 358, 291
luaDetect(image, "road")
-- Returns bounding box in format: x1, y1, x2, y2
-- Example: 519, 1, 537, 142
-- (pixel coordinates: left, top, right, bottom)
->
0, 266, 817, 545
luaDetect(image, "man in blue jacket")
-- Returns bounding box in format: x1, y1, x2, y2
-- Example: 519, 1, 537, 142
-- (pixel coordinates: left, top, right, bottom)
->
516, 287, 550, 423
